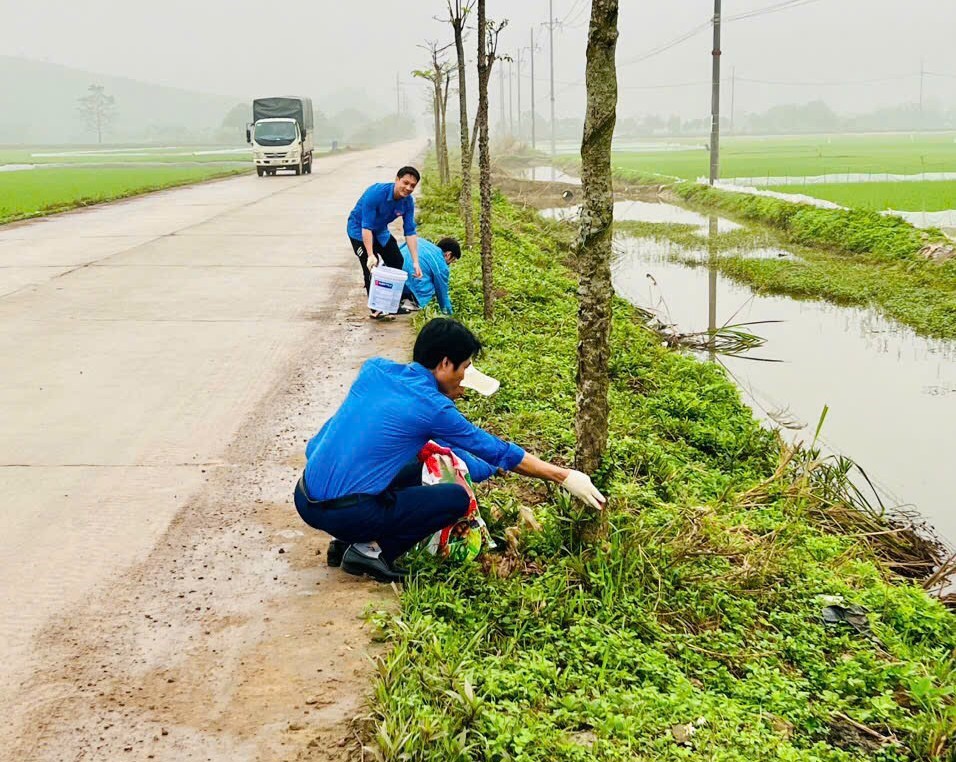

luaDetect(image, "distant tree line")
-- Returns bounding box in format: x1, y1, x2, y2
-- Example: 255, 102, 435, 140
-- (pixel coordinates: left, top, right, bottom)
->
491, 100, 956, 144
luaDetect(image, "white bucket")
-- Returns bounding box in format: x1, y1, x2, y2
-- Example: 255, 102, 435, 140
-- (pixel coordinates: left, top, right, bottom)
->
367, 265, 408, 314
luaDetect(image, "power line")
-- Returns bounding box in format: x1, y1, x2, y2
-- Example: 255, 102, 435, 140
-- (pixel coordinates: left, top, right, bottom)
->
725, 0, 822, 23
620, 0, 823, 68
737, 73, 915, 86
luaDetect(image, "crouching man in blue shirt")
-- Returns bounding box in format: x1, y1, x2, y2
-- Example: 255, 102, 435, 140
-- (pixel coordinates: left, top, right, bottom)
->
346, 166, 422, 298
293, 318, 606, 582
399, 236, 460, 315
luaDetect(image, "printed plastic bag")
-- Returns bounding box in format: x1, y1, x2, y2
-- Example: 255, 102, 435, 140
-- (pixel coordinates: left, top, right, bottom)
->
418, 441, 496, 562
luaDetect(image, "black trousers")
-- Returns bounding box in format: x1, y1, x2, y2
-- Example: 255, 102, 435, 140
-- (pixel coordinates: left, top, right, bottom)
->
293, 461, 470, 564
348, 235, 403, 294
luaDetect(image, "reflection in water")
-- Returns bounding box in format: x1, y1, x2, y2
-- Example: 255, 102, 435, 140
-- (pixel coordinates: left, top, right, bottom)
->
520, 166, 582, 185
542, 200, 742, 234
611, 233, 956, 543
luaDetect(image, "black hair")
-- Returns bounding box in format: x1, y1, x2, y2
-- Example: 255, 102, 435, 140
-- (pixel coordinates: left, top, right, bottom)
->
396, 165, 421, 182
413, 318, 481, 370
437, 236, 462, 260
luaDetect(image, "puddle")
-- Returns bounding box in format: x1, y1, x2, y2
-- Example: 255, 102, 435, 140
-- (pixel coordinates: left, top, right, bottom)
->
611, 233, 956, 543
542, 200, 742, 235
518, 166, 582, 185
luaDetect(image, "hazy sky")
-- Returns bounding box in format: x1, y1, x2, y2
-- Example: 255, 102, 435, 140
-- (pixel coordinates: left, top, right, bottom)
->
2, 0, 955, 120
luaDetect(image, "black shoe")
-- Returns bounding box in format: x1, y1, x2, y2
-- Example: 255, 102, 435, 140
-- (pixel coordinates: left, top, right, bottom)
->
341, 546, 407, 583
326, 538, 347, 568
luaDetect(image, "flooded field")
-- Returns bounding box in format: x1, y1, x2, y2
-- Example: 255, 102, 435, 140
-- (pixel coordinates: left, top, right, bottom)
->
541, 196, 956, 543
542, 199, 742, 233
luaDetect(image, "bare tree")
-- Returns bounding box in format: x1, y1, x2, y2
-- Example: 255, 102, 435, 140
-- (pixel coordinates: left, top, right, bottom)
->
574, 0, 619, 494
476, 1, 506, 319
413, 42, 454, 184
447, 0, 476, 245
439, 68, 452, 184
77, 84, 117, 144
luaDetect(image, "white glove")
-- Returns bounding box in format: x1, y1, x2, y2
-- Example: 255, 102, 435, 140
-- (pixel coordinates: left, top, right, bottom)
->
561, 470, 606, 510
367, 253, 379, 269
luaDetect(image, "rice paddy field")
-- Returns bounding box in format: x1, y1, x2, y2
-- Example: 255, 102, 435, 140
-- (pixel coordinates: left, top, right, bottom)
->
0, 164, 250, 225
613, 133, 956, 214
765, 180, 956, 212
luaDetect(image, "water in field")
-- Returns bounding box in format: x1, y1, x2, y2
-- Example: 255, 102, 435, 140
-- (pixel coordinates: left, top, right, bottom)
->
541, 199, 742, 234
519, 166, 582, 184
541, 197, 956, 544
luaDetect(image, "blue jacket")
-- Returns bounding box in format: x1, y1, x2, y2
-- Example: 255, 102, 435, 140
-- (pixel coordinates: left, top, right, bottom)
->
400, 238, 453, 314
304, 359, 524, 501
346, 182, 416, 246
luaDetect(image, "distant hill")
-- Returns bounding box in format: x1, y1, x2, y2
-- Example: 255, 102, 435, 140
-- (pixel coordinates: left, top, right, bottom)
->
0, 56, 245, 144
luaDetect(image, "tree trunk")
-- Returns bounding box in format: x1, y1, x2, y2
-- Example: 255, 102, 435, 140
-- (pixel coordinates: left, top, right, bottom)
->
440, 71, 452, 184
432, 83, 444, 183
451, 12, 474, 245
574, 0, 619, 493
476, 0, 494, 319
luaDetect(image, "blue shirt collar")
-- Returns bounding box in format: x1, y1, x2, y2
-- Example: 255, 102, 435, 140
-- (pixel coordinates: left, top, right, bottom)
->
408, 362, 439, 389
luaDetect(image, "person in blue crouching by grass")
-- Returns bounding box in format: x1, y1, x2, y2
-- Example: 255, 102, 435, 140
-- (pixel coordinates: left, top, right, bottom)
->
397, 236, 461, 315
292, 318, 606, 582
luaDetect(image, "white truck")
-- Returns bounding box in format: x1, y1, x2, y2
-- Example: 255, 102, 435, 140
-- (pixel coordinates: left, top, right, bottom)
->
246, 96, 314, 176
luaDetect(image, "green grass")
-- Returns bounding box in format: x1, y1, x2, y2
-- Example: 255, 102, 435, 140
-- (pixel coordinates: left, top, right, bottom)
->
0, 145, 250, 165
611, 133, 956, 182
366, 181, 956, 761
0, 165, 251, 224
766, 181, 956, 213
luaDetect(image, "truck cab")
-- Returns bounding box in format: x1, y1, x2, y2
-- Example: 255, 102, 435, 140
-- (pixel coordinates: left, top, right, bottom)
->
247, 96, 315, 177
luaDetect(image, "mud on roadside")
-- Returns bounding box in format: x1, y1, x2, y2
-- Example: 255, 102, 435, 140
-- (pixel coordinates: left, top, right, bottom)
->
11, 299, 412, 762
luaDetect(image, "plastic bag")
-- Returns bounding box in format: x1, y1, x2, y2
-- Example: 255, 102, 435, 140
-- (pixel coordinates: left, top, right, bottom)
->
418, 441, 496, 562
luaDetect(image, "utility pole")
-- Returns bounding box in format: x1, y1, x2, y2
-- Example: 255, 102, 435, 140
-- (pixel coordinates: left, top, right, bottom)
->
729, 66, 735, 135
530, 27, 537, 149
919, 57, 925, 131
548, 0, 557, 159
396, 72, 401, 115
516, 48, 523, 140
508, 58, 514, 136
499, 62, 506, 135
708, 0, 722, 186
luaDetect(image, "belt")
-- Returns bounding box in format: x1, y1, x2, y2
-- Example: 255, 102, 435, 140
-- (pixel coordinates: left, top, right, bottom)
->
298, 475, 374, 510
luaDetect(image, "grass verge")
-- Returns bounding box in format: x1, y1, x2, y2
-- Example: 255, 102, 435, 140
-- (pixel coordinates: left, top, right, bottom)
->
0, 165, 251, 225
366, 181, 956, 761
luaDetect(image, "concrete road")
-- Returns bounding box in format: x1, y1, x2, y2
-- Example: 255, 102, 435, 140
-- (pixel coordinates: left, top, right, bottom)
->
0, 142, 422, 759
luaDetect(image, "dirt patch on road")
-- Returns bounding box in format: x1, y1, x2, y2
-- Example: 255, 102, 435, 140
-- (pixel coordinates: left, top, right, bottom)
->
11, 301, 412, 761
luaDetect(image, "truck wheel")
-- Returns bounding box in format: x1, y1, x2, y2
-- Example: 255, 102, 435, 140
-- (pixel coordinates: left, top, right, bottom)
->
256, 167, 264, 177
306, 157, 313, 174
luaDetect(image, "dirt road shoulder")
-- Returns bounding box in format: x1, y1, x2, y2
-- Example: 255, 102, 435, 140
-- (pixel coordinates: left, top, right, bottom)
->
12, 297, 411, 761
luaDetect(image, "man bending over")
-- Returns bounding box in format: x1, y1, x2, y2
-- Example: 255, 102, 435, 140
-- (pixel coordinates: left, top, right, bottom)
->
346, 165, 422, 296
293, 319, 605, 582
399, 236, 460, 315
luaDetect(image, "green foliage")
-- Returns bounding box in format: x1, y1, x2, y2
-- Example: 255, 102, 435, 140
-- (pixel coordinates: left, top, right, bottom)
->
672, 184, 950, 262
0, 165, 249, 224
368, 180, 956, 761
